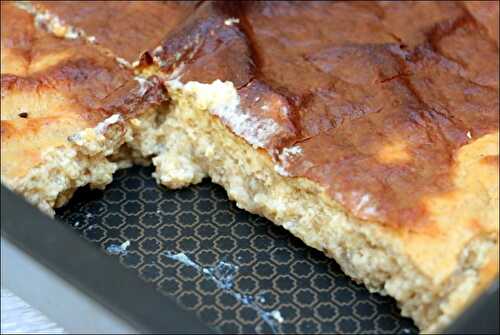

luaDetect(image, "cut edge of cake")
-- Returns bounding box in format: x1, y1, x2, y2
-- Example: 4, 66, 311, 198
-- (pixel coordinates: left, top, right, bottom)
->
143, 78, 498, 332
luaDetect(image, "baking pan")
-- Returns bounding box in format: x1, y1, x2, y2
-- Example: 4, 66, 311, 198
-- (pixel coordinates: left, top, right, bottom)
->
1, 165, 498, 334
1, 180, 211, 334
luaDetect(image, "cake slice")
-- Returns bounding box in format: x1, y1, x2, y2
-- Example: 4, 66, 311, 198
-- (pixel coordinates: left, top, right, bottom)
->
0, 2, 167, 214
5, 1, 499, 332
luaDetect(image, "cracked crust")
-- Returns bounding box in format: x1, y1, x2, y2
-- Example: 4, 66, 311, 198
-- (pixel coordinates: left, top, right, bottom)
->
140, 1, 499, 229
18, 0, 499, 228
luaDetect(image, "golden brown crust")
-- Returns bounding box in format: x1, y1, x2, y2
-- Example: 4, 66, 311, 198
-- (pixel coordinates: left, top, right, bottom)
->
32, 1, 197, 64
463, 0, 499, 45
0, 2, 167, 181
151, 80, 499, 331
481, 154, 499, 166
21, 0, 499, 228
145, 1, 499, 229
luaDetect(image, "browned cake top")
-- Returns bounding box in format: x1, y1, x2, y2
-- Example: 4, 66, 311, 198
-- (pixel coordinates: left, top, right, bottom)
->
33, 1, 197, 64
1, 2, 166, 179
150, 1, 499, 228
1, 2, 166, 120
14, 1, 499, 229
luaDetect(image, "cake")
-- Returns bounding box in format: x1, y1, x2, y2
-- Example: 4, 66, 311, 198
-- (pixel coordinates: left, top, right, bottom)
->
1, 1, 498, 332
0, 2, 168, 213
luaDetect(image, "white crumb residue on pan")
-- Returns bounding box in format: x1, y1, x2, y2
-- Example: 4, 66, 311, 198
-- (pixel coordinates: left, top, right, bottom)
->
163, 251, 285, 333
106, 240, 130, 256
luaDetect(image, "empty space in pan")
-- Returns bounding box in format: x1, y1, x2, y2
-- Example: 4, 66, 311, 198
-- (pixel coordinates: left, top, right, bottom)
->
56, 165, 417, 334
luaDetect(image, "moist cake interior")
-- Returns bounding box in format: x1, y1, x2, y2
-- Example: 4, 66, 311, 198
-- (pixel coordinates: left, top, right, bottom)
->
1, 1, 498, 333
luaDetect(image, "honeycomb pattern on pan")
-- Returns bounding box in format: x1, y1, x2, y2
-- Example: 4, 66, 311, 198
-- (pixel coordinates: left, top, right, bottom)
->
57, 166, 417, 334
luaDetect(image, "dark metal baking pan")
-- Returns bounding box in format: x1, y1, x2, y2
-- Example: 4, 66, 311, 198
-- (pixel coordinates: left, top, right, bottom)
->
1, 165, 498, 334
1, 181, 211, 334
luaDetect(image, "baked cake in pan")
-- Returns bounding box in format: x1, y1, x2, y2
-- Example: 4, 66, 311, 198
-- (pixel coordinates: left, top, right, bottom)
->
1, 2, 168, 213
1, 1, 498, 332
